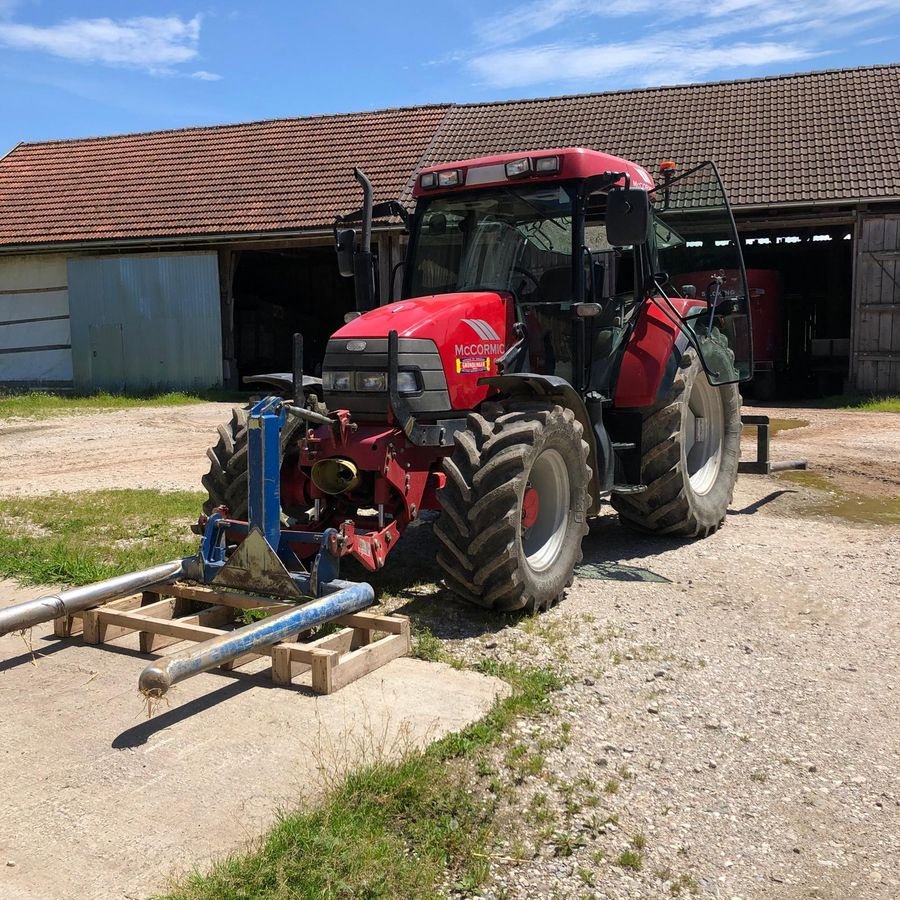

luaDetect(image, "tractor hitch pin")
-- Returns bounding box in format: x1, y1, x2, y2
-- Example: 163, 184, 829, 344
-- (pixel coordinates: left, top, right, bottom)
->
282, 403, 333, 428
0, 559, 188, 637
378, 503, 385, 529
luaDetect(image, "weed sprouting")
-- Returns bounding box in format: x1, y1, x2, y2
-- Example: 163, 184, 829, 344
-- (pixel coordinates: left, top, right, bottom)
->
617, 848, 643, 871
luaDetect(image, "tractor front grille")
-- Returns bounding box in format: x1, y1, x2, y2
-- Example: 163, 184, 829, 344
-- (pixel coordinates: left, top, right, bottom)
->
322, 337, 451, 421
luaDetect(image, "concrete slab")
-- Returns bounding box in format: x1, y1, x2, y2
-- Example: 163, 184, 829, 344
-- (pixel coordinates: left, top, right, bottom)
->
0, 580, 507, 900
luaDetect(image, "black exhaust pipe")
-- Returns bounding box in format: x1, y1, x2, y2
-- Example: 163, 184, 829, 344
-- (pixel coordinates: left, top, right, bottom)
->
351, 168, 376, 313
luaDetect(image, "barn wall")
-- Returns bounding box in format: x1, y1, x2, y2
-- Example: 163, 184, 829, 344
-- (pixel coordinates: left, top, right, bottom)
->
852, 214, 900, 392
67, 252, 222, 392
0, 253, 72, 385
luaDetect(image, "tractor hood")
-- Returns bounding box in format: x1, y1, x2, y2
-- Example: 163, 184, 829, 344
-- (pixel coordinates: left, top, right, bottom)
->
327, 291, 512, 415
335, 291, 510, 348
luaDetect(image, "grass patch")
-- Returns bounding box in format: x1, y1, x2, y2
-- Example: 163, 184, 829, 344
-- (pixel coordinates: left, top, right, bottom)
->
0, 489, 202, 586
160, 663, 562, 900
616, 848, 643, 871
815, 393, 900, 413
0, 389, 242, 420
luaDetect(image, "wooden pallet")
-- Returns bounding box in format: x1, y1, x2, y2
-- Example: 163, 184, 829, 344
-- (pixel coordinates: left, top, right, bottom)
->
52, 582, 410, 695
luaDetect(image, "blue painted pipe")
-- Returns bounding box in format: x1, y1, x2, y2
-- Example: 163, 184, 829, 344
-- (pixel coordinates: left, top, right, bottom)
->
138, 579, 374, 697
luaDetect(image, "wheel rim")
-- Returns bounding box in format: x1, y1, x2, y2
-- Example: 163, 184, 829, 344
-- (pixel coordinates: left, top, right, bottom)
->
684, 372, 724, 495
522, 449, 569, 572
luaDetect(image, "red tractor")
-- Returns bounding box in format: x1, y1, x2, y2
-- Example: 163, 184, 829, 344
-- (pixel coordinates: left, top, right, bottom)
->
202, 149, 752, 613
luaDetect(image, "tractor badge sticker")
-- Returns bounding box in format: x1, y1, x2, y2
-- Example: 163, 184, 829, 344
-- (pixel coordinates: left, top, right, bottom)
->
455, 319, 504, 361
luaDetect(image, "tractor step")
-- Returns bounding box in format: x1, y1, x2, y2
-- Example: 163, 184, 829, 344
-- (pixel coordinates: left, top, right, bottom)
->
612, 441, 637, 451
54, 582, 409, 696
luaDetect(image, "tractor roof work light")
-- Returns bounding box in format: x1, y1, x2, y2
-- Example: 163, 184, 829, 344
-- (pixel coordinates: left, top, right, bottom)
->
505, 157, 532, 178
419, 172, 437, 189
534, 155, 560, 174
437, 169, 462, 187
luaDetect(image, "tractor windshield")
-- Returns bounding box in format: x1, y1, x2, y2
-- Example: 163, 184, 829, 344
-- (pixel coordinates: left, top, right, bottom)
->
407, 185, 575, 301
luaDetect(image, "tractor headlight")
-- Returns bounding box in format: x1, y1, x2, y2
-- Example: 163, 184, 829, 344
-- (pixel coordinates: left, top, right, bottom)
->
396, 370, 420, 394
323, 370, 353, 391
356, 372, 388, 392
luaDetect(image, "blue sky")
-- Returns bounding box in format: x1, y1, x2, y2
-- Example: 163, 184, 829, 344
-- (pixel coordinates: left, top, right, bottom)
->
0, 1, 897, 154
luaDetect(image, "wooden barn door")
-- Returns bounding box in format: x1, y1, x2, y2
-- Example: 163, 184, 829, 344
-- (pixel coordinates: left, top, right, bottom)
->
853, 214, 900, 393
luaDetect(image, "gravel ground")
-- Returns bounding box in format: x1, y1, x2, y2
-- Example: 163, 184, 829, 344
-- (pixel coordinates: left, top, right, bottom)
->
1, 402, 898, 899
369, 412, 900, 900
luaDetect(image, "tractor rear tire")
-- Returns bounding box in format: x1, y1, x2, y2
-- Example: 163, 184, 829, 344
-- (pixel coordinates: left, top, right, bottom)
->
435, 402, 591, 613
610, 348, 741, 537
200, 406, 304, 520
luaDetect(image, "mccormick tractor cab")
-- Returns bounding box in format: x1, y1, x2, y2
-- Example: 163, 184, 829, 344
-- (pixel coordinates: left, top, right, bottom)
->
202, 147, 752, 614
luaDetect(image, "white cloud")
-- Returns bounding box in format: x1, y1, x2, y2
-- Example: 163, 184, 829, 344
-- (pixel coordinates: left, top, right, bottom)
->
191, 69, 222, 81
465, 0, 900, 89
0, 14, 203, 72
470, 39, 816, 89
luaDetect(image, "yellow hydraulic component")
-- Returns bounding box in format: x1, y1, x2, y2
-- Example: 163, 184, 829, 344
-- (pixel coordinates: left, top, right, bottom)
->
311, 457, 361, 495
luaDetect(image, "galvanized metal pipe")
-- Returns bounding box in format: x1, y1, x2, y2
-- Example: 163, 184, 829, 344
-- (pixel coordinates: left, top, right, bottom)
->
0, 559, 187, 637
138, 579, 374, 697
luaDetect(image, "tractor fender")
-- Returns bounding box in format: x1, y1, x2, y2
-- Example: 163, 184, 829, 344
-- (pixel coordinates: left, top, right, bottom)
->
613, 299, 697, 408
479, 373, 604, 515
243, 373, 323, 397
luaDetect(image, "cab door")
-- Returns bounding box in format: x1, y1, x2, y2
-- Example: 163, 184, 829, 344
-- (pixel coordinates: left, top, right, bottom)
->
651, 162, 753, 385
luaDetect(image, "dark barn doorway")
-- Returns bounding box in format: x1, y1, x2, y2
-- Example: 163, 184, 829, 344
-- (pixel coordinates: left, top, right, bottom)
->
740, 227, 853, 399
232, 247, 355, 380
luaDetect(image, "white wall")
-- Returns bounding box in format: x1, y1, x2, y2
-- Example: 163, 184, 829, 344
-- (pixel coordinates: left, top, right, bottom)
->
0, 254, 72, 384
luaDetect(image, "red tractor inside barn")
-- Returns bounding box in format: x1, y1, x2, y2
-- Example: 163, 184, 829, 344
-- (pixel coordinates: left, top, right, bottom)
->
202, 148, 753, 614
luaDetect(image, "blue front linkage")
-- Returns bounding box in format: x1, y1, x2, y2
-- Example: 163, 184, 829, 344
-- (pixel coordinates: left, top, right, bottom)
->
198, 397, 341, 597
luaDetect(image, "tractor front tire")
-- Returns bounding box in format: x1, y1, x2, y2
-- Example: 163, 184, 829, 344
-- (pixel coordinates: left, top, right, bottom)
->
610, 348, 741, 537
435, 403, 591, 613
201, 406, 304, 520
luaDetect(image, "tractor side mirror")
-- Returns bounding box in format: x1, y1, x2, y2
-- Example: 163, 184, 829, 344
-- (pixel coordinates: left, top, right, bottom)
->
606, 188, 650, 246
335, 228, 356, 278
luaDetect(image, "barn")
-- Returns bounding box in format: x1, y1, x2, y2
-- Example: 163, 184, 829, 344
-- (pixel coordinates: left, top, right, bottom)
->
1, 64, 898, 395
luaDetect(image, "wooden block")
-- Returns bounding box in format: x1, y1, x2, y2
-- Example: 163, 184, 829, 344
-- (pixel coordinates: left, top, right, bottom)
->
328, 631, 410, 694
53, 613, 81, 638
81, 608, 103, 645
98, 609, 223, 644
351, 627, 372, 649
271, 645, 294, 685
79, 592, 150, 643
269, 628, 355, 684
162, 582, 290, 613
310, 649, 337, 694
138, 604, 235, 653
333, 612, 408, 635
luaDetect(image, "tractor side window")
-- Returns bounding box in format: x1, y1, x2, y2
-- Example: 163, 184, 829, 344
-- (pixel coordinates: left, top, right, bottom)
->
411, 210, 466, 295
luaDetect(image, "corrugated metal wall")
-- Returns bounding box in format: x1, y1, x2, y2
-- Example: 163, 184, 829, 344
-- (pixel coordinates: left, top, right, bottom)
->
852, 214, 900, 392
0, 254, 72, 385
67, 252, 222, 392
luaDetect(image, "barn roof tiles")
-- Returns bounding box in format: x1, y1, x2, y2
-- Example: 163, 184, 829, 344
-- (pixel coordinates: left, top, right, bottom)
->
418, 65, 900, 210
0, 105, 451, 247
1, 65, 899, 249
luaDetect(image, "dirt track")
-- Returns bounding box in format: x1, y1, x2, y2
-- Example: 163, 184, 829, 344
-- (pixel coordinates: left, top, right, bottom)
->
1, 401, 898, 899
2, 401, 898, 501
